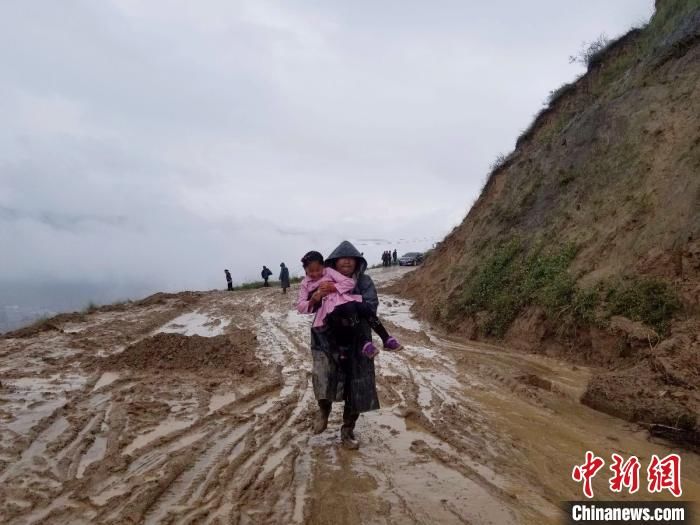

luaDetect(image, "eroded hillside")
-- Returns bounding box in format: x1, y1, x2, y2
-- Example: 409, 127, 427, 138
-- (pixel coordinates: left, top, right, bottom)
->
396, 0, 700, 441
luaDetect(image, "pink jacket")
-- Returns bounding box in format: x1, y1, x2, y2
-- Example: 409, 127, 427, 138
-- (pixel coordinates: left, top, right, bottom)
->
297, 267, 363, 328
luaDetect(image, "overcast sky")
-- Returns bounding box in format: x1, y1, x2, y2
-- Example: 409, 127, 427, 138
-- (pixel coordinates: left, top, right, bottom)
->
1, 0, 654, 300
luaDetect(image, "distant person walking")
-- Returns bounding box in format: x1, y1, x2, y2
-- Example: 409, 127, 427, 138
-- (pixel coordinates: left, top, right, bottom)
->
392, 249, 398, 265
279, 263, 290, 294
261, 265, 272, 287
224, 269, 233, 291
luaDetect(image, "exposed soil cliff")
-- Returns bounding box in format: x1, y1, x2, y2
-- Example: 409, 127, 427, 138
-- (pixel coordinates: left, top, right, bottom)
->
396, 0, 700, 443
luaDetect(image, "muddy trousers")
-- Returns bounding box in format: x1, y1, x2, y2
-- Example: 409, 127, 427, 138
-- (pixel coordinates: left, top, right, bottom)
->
317, 399, 359, 430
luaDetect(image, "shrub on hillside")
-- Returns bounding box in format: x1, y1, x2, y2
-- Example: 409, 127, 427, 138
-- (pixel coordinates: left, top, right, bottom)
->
83, 301, 99, 313
452, 239, 581, 336
489, 153, 509, 173
546, 82, 576, 107
569, 34, 612, 69
480, 152, 512, 195
605, 277, 681, 335
447, 238, 682, 338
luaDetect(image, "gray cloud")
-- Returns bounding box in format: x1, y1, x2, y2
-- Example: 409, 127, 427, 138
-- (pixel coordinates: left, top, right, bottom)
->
1, 0, 654, 302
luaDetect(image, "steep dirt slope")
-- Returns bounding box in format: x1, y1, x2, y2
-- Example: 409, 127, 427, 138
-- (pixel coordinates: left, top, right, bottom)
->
396, 0, 700, 439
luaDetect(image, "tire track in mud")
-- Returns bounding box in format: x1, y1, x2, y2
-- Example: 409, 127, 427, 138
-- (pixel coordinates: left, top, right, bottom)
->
192, 307, 318, 524
90, 297, 317, 525
0, 294, 287, 524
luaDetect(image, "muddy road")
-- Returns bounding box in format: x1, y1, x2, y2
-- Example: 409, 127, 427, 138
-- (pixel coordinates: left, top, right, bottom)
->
1, 266, 698, 524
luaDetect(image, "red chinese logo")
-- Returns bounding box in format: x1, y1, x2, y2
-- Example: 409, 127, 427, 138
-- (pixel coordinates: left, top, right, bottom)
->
572, 451, 606, 498
609, 453, 640, 494
647, 454, 682, 497
573, 452, 682, 498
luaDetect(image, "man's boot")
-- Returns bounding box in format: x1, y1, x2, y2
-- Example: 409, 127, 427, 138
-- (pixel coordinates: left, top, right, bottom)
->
340, 416, 359, 450
313, 400, 331, 434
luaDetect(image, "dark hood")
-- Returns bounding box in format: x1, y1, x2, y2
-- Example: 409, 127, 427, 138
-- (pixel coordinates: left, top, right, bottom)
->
325, 240, 368, 274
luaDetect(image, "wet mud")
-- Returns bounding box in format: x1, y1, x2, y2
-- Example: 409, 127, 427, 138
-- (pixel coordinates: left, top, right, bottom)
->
0, 267, 698, 524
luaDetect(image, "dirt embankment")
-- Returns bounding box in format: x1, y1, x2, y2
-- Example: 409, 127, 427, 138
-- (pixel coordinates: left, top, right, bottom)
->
2, 290, 208, 340
582, 319, 700, 448
395, 0, 700, 445
102, 330, 260, 375
1, 312, 88, 339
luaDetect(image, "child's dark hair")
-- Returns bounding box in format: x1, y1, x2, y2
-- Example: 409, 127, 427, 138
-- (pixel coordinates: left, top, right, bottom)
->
301, 251, 324, 268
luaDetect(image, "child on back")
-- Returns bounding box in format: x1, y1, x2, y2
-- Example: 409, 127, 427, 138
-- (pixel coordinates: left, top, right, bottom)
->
297, 251, 402, 360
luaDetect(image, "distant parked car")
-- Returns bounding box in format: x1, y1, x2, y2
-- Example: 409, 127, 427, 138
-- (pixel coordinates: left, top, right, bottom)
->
398, 252, 424, 266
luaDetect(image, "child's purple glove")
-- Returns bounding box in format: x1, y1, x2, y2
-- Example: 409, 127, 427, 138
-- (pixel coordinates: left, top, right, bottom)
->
362, 342, 379, 359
